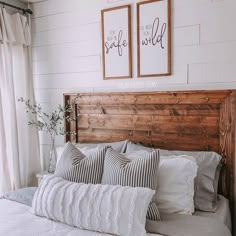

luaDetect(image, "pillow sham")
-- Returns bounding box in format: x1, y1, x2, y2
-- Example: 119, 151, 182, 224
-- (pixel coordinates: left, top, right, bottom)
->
125, 141, 222, 212
160, 149, 222, 212
55, 145, 90, 169
56, 140, 129, 166
32, 175, 154, 236
55, 142, 108, 184
101, 148, 160, 221
156, 155, 198, 214
76, 140, 128, 153
126, 141, 154, 153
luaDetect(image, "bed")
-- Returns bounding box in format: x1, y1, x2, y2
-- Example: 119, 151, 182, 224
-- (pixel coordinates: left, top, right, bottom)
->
194, 194, 232, 231
0, 90, 235, 236
0, 197, 231, 236
64, 90, 236, 233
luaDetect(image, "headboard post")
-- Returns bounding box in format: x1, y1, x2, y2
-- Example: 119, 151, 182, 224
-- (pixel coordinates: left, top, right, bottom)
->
64, 94, 78, 143
219, 91, 236, 227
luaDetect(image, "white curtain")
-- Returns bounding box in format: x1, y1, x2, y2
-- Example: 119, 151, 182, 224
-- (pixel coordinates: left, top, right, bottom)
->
0, 8, 41, 194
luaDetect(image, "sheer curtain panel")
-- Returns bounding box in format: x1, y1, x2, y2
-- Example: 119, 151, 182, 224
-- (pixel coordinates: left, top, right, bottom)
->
0, 8, 41, 194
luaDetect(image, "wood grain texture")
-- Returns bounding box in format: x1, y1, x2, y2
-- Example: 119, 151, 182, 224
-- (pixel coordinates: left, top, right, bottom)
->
64, 90, 235, 225
219, 91, 236, 227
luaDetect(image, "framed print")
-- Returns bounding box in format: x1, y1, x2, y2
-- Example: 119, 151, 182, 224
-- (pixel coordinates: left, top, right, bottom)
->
101, 5, 132, 80
137, 0, 171, 77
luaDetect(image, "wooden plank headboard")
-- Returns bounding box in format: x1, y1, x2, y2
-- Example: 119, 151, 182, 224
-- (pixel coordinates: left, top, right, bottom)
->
64, 90, 236, 219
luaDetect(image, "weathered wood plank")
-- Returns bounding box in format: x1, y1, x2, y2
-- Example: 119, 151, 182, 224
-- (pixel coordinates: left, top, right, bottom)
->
76, 97, 224, 105
78, 135, 219, 152
72, 91, 231, 105
78, 128, 219, 138
78, 128, 219, 150
77, 114, 219, 131
77, 104, 220, 116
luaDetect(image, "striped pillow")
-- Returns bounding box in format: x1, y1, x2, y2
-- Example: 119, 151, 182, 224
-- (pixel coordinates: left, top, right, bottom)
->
101, 147, 161, 221
55, 142, 108, 184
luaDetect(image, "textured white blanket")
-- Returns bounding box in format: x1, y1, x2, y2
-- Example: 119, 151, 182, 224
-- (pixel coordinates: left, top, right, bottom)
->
0, 199, 160, 236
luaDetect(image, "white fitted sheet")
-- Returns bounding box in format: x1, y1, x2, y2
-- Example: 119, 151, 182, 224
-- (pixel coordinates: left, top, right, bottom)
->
0, 199, 161, 236
194, 195, 232, 231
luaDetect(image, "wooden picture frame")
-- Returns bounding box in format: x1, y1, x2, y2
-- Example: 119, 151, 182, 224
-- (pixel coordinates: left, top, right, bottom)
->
101, 5, 132, 80
137, 0, 171, 77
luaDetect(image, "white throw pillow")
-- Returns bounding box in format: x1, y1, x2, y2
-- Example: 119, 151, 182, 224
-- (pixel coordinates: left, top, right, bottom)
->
31, 175, 154, 236
125, 142, 221, 212
155, 155, 198, 215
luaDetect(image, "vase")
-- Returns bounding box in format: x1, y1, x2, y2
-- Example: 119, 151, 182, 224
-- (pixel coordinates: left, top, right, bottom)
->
48, 133, 57, 174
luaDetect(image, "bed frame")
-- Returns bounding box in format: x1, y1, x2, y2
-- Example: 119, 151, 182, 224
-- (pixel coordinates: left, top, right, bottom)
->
64, 90, 236, 225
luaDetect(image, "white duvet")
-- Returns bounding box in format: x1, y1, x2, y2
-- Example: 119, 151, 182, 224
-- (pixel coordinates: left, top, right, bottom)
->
0, 199, 160, 236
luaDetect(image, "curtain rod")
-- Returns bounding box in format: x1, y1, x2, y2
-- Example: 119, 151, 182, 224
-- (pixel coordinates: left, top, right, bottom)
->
0, 1, 33, 15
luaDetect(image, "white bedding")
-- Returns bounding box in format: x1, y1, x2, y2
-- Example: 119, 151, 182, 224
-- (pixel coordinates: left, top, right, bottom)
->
0, 199, 161, 236
194, 195, 232, 231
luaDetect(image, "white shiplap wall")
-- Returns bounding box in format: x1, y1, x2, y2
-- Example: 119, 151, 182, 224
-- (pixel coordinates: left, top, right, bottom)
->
31, 1, 236, 227
31, 0, 236, 160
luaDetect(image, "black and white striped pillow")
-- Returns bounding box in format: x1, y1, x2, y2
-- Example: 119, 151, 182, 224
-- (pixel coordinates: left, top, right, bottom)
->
101, 148, 161, 221
55, 142, 108, 184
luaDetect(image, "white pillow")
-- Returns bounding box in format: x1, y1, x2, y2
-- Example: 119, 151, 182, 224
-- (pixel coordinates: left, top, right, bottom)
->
31, 175, 154, 236
155, 155, 198, 215
56, 146, 64, 163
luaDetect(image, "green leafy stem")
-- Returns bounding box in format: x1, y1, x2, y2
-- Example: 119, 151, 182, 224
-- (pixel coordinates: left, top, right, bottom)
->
18, 98, 76, 137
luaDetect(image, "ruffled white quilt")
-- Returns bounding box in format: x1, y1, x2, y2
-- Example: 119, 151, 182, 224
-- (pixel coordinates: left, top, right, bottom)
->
0, 199, 160, 236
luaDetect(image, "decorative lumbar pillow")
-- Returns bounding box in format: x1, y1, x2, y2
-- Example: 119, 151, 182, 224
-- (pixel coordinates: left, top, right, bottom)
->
55, 142, 108, 184
125, 142, 222, 212
155, 155, 198, 214
102, 147, 160, 221
32, 175, 154, 236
